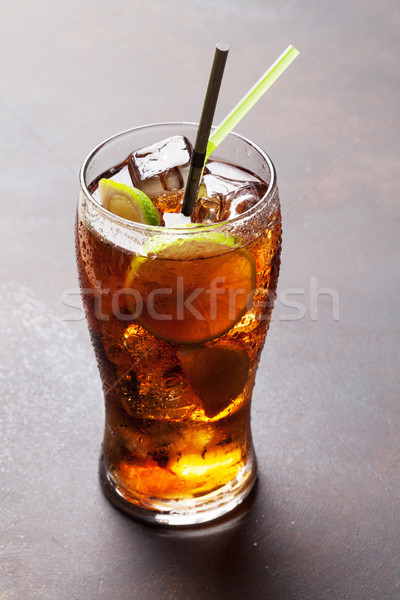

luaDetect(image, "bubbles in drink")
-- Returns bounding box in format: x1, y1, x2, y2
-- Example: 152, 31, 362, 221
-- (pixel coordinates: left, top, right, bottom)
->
128, 135, 193, 196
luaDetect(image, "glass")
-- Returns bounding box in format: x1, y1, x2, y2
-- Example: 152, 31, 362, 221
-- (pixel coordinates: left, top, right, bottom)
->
76, 123, 281, 526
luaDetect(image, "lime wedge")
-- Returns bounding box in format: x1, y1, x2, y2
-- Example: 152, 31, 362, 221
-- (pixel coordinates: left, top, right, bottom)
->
124, 236, 256, 345
99, 178, 161, 226
177, 346, 249, 417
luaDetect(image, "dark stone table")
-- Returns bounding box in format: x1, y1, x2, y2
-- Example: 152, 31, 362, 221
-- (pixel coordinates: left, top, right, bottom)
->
1, 1, 399, 598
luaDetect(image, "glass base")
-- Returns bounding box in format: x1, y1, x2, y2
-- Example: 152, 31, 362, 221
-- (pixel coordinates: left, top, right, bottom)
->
99, 451, 257, 527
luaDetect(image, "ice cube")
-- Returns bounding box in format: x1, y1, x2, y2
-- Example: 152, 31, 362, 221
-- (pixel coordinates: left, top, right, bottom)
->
191, 160, 268, 224
225, 184, 266, 217
105, 164, 134, 187
128, 135, 192, 196
191, 195, 225, 224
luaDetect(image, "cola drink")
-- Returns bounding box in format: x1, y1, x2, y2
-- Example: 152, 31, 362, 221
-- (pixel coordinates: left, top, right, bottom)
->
76, 124, 281, 525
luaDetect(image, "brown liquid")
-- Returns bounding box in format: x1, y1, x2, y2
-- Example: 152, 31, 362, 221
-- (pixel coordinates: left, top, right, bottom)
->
77, 164, 281, 503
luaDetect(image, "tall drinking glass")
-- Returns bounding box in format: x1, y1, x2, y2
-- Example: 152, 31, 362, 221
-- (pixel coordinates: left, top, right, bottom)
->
76, 123, 281, 526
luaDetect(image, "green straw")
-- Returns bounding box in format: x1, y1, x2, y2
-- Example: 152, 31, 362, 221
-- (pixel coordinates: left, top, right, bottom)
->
206, 45, 299, 160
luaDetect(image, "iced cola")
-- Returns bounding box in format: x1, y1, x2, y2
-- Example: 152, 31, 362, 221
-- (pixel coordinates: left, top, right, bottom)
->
76, 123, 281, 525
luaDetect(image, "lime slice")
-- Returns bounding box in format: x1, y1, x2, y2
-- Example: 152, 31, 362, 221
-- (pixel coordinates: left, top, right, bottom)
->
177, 346, 249, 417
99, 178, 161, 226
124, 235, 256, 345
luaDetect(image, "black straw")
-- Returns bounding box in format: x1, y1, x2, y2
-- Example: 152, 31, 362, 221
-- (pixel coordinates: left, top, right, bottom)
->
181, 42, 229, 217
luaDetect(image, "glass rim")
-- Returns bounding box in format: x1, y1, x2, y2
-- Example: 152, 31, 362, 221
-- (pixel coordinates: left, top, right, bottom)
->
79, 121, 277, 236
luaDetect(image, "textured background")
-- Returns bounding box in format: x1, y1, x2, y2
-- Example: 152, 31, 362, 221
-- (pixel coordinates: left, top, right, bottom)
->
1, 0, 399, 598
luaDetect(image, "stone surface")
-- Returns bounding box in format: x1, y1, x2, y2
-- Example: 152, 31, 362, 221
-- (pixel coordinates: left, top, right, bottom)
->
1, 1, 399, 598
